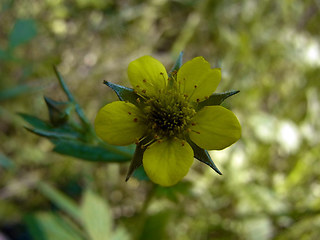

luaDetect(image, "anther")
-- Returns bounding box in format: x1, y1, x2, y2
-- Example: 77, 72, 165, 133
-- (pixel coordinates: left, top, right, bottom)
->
143, 79, 146, 83
196, 98, 200, 102
194, 85, 198, 88
133, 118, 138, 122
142, 89, 146, 94
136, 85, 140, 88
191, 122, 196, 126
128, 112, 132, 115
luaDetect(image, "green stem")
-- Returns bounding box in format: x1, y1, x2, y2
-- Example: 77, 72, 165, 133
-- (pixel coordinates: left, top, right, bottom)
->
134, 184, 156, 240
53, 66, 92, 129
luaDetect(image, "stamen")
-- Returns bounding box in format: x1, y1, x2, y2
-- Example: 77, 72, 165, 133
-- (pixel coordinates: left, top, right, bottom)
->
160, 72, 167, 88
142, 139, 156, 149
192, 129, 200, 134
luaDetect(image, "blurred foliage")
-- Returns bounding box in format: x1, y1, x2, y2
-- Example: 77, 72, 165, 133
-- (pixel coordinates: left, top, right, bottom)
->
1, 0, 320, 239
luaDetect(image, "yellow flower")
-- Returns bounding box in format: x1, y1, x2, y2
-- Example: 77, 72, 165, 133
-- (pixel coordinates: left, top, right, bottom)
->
95, 55, 241, 186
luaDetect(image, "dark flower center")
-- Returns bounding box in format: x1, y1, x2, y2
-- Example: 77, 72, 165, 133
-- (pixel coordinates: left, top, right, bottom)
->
143, 90, 196, 139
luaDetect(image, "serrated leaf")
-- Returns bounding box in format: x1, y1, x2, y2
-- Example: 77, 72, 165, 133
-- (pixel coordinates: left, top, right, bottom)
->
24, 213, 84, 240
81, 190, 112, 240
104, 81, 141, 105
52, 139, 132, 163
169, 51, 183, 77
9, 19, 37, 49
196, 90, 240, 110
37, 182, 81, 222
187, 139, 222, 175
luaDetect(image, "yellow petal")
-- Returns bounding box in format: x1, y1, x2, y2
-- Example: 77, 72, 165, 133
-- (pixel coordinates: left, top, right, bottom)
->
189, 106, 241, 150
127, 56, 168, 97
94, 101, 146, 145
177, 57, 221, 102
143, 139, 194, 186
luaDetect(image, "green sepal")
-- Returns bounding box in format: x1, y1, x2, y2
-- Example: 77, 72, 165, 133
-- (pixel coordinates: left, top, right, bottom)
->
103, 81, 142, 105
125, 143, 144, 181
196, 90, 240, 111
168, 51, 183, 78
125, 137, 152, 181
44, 96, 73, 126
187, 139, 222, 175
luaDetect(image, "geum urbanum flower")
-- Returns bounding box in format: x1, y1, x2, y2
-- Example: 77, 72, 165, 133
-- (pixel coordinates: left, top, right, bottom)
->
95, 54, 241, 186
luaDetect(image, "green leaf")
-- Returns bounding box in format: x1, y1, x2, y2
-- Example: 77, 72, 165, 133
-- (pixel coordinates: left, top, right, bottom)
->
9, 19, 37, 49
0, 48, 10, 60
196, 90, 240, 110
52, 139, 132, 163
37, 182, 82, 222
187, 139, 222, 175
138, 211, 171, 240
19, 113, 53, 131
155, 182, 192, 203
104, 81, 141, 105
0, 152, 14, 169
0, 85, 36, 101
25, 127, 79, 140
20, 113, 83, 138
169, 51, 184, 77
111, 227, 130, 240
132, 165, 150, 181
81, 190, 112, 240
24, 213, 84, 240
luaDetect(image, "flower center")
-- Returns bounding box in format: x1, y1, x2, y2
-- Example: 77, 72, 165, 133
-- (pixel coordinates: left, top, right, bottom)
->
143, 90, 196, 139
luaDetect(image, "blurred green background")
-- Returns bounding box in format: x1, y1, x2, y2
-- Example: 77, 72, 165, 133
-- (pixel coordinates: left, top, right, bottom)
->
1, 0, 320, 239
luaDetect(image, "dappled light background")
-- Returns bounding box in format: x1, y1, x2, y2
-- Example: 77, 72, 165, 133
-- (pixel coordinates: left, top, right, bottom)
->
1, 0, 320, 239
